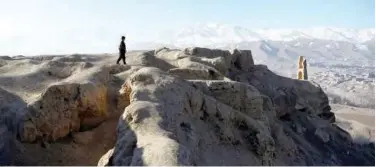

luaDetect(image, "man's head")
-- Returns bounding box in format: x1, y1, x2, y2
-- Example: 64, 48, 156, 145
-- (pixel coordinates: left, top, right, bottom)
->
121, 36, 125, 41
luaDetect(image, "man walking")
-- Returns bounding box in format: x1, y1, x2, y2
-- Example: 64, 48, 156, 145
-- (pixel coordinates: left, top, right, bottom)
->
117, 36, 127, 65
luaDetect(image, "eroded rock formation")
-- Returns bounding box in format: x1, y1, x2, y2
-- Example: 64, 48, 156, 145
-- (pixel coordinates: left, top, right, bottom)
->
103, 47, 374, 166
0, 47, 373, 166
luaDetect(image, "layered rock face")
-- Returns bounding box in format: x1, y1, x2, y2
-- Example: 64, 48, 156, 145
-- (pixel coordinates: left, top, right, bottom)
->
100, 47, 374, 166
21, 67, 118, 142
0, 59, 131, 165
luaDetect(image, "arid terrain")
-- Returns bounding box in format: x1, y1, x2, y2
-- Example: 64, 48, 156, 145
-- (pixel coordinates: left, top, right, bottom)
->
0, 47, 374, 166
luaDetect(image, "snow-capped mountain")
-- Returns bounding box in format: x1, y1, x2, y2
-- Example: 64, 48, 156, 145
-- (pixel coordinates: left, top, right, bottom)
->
154, 23, 375, 69
158, 23, 375, 47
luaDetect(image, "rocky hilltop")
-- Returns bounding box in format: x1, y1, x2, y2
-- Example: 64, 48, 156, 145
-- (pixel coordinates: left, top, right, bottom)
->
0, 47, 374, 165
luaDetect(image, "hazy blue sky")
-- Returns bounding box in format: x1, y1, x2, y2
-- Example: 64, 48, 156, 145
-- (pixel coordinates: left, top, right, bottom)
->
0, 0, 374, 55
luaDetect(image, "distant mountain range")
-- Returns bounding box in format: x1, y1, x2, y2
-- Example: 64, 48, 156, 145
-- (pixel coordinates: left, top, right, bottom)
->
156, 23, 375, 46
131, 24, 375, 70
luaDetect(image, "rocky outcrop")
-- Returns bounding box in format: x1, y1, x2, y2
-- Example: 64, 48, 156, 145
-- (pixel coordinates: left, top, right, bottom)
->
0, 55, 132, 165
105, 48, 374, 166
189, 80, 274, 127
232, 65, 332, 121
230, 49, 254, 72
0, 47, 373, 166
20, 67, 123, 142
110, 68, 275, 165
21, 82, 107, 142
126, 47, 256, 81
